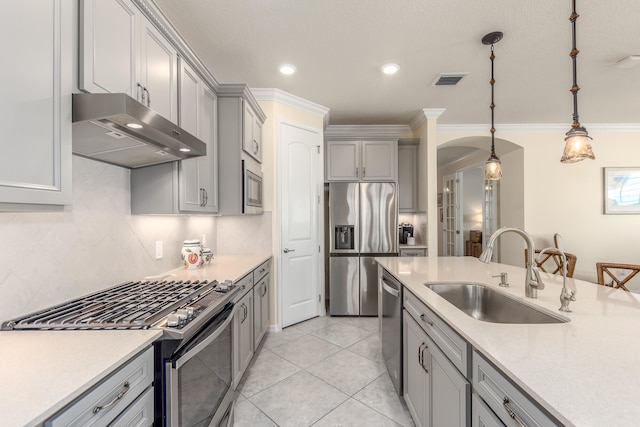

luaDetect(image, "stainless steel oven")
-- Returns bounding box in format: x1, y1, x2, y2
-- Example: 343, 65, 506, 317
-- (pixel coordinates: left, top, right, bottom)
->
242, 160, 263, 214
164, 302, 235, 427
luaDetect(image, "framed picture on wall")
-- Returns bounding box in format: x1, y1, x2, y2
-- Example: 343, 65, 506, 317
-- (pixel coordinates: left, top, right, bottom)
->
604, 167, 640, 214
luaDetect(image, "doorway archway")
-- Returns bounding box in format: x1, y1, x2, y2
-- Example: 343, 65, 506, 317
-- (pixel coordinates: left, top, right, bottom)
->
436, 136, 524, 264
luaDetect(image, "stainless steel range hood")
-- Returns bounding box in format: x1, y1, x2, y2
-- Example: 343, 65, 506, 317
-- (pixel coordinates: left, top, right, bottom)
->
72, 93, 206, 169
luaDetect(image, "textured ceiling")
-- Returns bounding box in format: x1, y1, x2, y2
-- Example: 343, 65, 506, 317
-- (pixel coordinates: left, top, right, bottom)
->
155, 0, 640, 126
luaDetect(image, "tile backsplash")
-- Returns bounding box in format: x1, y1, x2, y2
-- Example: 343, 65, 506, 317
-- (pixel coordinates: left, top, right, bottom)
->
0, 156, 272, 323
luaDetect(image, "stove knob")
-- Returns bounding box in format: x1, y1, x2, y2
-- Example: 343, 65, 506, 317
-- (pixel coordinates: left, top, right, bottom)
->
166, 314, 180, 328
184, 307, 196, 318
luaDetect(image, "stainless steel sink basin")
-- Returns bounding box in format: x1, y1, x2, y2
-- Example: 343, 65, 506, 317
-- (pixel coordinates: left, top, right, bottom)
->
424, 282, 569, 324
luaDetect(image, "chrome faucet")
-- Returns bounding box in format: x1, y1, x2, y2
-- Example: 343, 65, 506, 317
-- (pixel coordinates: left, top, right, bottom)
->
479, 227, 545, 298
537, 247, 576, 312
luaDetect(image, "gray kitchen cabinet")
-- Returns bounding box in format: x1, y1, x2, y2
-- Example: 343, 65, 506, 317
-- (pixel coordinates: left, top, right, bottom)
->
325, 140, 397, 182
0, 0, 72, 207
137, 11, 178, 123
253, 259, 271, 348
177, 59, 218, 213
473, 350, 559, 427
472, 394, 505, 427
217, 85, 266, 215
243, 100, 264, 163
398, 139, 419, 213
78, 0, 137, 96
45, 347, 154, 427
403, 290, 470, 427
79, 0, 178, 124
130, 60, 217, 214
233, 274, 255, 388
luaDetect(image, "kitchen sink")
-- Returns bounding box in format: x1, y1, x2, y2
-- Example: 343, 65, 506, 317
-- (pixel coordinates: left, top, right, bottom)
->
424, 282, 569, 324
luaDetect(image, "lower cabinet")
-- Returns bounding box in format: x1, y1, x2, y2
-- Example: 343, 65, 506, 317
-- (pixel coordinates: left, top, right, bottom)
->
253, 273, 270, 348
233, 281, 254, 388
45, 347, 154, 427
472, 394, 505, 427
403, 311, 470, 427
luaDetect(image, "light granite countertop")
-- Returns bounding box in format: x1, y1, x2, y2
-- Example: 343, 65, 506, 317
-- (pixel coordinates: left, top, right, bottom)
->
0, 254, 271, 427
376, 256, 640, 427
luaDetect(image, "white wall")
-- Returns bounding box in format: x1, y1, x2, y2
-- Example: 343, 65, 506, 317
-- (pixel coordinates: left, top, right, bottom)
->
437, 126, 640, 282
0, 156, 272, 323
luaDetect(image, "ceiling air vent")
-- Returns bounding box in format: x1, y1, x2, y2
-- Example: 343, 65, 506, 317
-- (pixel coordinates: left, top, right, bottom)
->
431, 73, 468, 86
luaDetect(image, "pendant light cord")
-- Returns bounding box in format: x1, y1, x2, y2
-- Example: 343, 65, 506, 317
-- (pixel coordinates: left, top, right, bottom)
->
490, 43, 496, 155
570, 0, 581, 128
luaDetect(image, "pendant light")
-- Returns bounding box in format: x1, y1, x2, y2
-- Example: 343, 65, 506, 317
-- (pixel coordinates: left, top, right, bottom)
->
482, 31, 503, 180
561, 0, 595, 163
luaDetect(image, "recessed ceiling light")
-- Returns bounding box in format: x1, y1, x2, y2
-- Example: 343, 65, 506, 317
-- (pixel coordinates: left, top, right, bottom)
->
279, 64, 296, 75
125, 123, 143, 129
381, 63, 400, 75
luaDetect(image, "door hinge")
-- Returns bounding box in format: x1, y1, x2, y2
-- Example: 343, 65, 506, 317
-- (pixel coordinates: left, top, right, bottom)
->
318, 294, 321, 303
318, 245, 321, 253
317, 145, 320, 154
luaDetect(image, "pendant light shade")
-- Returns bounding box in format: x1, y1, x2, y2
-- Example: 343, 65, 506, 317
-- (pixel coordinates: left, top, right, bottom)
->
482, 31, 503, 181
561, 0, 595, 163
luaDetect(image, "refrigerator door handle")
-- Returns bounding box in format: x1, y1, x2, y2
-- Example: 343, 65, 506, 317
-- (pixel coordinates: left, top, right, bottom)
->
382, 281, 400, 298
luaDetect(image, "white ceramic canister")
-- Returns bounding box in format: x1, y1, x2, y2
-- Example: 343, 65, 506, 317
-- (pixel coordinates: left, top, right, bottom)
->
181, 240, 203, 269
202, 248, 213, 264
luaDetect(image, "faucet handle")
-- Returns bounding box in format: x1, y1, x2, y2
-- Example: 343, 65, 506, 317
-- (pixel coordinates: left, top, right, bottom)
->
530, 265, 545, 290
492, 272, 509, 287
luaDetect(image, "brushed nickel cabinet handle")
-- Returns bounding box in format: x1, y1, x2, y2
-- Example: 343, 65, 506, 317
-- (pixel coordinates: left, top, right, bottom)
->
93, 382, 130, 414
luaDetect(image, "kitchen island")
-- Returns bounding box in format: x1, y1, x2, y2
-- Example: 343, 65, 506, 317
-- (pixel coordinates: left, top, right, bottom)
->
0, 254, 271, 427
376, 256, 640, 427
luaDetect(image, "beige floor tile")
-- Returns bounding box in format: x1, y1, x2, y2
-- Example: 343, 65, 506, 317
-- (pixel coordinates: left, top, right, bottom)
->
237, 349, 300, 398
353, 373, 415, 427
306, 349, 386, 395
311, 322, 374, 348
270, 334, 342, 368
347, 333, 384, 363
312, 398, 402, 427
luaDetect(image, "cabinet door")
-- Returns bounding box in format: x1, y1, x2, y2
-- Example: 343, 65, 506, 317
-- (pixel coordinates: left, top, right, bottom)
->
430, 339, 470, 427
139, 16, 178, 123
253, 276, 269, 348
326, 141, 360, 181
398, 143, 418, 212
361, 140, 397, 181
403, 312, 429, 427
243, 103, 262, 163
233, 290, 254, 387
0, 0, 72, 206
472, 395, 505, 427
79, 0, 137, 96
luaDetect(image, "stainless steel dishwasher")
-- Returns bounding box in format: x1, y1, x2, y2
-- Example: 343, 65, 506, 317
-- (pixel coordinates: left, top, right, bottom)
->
381, 270, 403, 395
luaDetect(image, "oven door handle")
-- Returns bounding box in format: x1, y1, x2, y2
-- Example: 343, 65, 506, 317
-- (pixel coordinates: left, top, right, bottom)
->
173, 304, 237, 369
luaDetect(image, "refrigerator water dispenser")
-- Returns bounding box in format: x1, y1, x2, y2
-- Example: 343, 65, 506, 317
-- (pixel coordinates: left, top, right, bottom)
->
334, 225, 355, 250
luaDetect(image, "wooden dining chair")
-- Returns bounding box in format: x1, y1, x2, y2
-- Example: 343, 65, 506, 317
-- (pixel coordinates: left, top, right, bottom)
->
596, 263, 640, 292
524, 249, 578, 278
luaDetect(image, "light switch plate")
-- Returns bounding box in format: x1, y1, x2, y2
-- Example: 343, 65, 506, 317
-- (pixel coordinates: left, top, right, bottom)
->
155, 241, 163, 259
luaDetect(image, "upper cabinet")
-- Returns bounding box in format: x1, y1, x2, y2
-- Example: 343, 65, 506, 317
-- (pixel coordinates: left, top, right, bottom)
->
177, 60, 218, 213
398, 138, 419, 213
0, 0, 72, 207
218, 85, 266, 165
79, 0, 178, 123
326, 140, 397, 182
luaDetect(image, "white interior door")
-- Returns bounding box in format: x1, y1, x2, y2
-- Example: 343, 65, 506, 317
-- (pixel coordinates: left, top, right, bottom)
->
280, 122, 322, 327
443, 173, 463, 256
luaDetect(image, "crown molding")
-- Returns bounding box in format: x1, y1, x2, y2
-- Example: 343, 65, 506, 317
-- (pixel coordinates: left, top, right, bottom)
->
217, 84, 266, 122
324, 124, 412, 139
410, 108, 447, 130
437, 123, 640, 132
250, 88, 330, 128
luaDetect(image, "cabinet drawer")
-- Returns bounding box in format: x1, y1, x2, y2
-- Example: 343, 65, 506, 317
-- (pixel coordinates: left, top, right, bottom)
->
404, 290, 469, 377
46, 347, 154, 427
473, 351, 559, 427
472, 394, 505, 427
253, 259, 271, 282
233, 273, 254, 302
399, 248, 427, 257
109, 386, 154, 427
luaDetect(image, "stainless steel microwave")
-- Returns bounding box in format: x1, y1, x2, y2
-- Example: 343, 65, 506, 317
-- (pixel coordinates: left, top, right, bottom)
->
242, 160, 263, 214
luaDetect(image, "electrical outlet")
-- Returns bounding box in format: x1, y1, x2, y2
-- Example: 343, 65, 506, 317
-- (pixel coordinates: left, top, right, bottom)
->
155, 241, 163, 259
201, 234, 207, 247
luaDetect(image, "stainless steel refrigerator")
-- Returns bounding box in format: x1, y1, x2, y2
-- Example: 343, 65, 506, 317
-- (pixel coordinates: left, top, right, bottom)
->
328, 182, 398, 316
